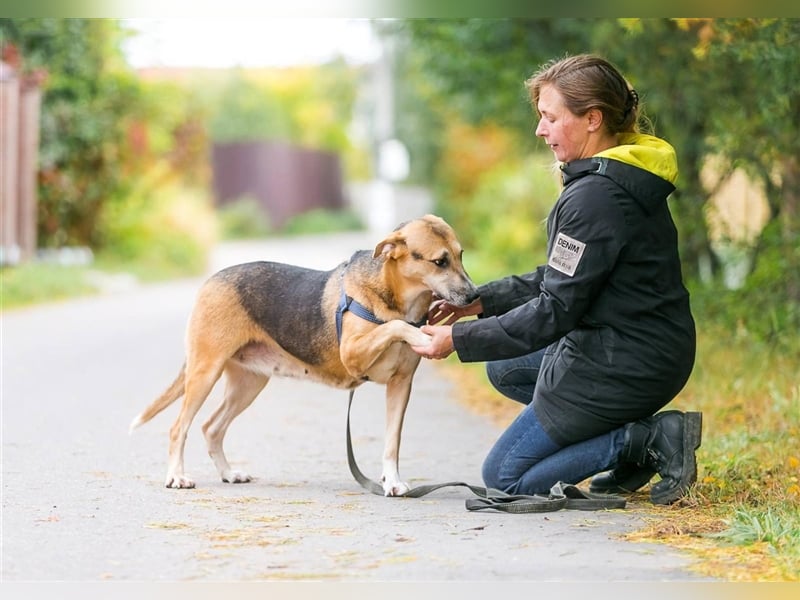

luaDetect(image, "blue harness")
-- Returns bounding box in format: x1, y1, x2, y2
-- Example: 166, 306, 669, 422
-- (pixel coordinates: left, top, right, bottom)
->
335, 278, 427, 344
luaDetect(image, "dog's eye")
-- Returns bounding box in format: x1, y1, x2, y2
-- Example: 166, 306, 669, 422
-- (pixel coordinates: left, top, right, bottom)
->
432, 257, 449, 268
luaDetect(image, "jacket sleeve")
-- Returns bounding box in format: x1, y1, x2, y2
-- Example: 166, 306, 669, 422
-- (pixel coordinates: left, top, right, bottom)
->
453, 179, 626, 362
478, 266, 546, 317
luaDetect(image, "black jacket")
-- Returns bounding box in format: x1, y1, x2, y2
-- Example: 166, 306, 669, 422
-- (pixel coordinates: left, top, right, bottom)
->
452, 144, 696, 445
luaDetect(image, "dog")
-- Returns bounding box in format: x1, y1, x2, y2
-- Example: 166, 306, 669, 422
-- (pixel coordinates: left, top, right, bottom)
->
130, 214, 478, 496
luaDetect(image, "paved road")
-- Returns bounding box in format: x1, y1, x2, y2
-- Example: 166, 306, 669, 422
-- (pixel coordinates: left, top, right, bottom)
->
2, 232, 714, 582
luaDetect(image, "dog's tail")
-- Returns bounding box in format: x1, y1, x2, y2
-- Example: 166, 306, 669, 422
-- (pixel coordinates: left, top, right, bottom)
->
129, 363, 186, 434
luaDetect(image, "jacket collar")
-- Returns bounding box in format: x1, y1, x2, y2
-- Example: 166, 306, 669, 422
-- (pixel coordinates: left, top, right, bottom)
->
560, 157, 676, 214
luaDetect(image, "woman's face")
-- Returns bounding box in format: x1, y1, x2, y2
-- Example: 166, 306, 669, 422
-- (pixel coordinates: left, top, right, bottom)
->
534, 84, 594, 163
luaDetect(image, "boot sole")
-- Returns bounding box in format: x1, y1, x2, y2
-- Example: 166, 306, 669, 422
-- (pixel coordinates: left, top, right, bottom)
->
651, 411, 703, 505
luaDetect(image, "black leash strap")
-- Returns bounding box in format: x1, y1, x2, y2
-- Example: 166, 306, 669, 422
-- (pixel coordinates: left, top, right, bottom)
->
345, 390, 581, 513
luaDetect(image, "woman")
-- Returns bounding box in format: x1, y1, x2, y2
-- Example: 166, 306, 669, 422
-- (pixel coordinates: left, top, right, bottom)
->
411, 54, 701, 505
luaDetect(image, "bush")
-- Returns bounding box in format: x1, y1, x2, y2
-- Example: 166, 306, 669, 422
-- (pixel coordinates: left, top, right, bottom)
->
217, 196, 273, 240
96, 179, 217, 280
439, 153, 560, 283
690, 221, 800, 350
280, 208, 364, 236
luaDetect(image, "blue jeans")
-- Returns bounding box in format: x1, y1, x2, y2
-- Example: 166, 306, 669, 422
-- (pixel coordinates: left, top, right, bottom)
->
483, 351, 626, 495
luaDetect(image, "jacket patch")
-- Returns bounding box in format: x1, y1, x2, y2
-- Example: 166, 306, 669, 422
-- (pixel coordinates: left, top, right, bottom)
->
548, 232, 586, 277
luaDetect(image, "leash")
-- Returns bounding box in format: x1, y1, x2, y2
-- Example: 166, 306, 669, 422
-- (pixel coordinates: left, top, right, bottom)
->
345, 390, 628, 513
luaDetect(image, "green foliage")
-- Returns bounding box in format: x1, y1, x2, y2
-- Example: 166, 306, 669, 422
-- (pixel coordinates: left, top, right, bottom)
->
703, 19, 800, 188
217, 196, 273, 240
711, 506, 800, 578
136, 78, 211, 186
1, 19, 142, 247
450, 154, 559, 283
209, 70, 295, 143
689, 221, 800, 348
1, 176, 216, 305
1, 18, 209, 252
205, 61, 358, 155
280, 208, 364, 236
391, 19, 587, 132
96, 179, 217, 280
601, 20, 722, 280
286, 59, 358, 153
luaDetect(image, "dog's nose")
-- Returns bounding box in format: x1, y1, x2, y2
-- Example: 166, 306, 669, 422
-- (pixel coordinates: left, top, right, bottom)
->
450, 284, 479, 306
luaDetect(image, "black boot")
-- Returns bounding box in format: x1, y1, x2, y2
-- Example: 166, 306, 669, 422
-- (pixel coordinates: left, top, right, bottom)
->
621, 411, 703, 505
589, 462, 656, 494
591, 410, 683, 494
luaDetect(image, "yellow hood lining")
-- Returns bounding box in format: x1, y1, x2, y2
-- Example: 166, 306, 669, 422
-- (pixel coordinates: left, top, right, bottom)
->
594, 133, 678, 184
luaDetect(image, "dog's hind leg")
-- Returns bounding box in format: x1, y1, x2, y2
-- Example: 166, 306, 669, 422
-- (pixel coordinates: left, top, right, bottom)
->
165, 360, 225, 489
202, 361, 268, 484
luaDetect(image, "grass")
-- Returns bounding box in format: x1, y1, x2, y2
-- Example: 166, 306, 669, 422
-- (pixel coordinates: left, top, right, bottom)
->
1, 249, 210, 311
1, 263, 99, 309
439, 323, 800, 581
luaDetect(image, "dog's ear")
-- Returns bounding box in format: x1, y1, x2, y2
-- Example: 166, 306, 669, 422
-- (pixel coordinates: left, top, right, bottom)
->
373, 232, 408, 260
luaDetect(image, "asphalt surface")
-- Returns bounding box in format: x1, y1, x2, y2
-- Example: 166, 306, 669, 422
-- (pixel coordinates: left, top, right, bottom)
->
1, 231, 716, 582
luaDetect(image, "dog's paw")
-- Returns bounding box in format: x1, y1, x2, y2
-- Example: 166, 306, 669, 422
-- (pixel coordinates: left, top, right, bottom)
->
382, 477, 410, 497
408, 331, 432, 347
221, 470, 252, 484
165, 475, 196, 489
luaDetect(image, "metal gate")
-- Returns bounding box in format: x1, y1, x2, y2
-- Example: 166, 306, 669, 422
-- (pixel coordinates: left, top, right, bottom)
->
211, 140, 345, 229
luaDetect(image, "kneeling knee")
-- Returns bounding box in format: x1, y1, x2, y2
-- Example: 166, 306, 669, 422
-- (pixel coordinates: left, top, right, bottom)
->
482, 459, 514, 493
485, 362, 502, 393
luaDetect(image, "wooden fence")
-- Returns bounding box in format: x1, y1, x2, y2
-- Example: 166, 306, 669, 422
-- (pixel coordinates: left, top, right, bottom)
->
0, 60, 41, 265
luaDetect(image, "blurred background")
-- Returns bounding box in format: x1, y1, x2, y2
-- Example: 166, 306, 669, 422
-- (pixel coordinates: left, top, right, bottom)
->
1, 18, 798, 578
2, 19, 797, 312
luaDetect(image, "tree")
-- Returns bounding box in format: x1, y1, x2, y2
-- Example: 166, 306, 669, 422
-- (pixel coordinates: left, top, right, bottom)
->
392, 19, 589, 134
703, 19, 800, 311
1, 18, 144, 247
703, 19, 800, 226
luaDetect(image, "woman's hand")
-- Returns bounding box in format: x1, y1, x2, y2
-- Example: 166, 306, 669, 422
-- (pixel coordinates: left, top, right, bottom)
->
410, 325, 455, 360
427, 296, 483, 326
412, 296, 482, 360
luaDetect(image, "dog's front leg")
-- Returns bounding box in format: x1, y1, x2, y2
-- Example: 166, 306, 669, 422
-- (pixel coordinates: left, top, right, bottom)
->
382, 374, 414, 497
341, 320, 431, 377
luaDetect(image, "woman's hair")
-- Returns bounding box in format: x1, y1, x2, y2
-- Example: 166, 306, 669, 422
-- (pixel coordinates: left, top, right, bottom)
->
526, 54, 643, 134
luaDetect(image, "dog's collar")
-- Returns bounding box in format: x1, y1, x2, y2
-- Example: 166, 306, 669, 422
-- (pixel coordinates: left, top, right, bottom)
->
335, 279, 427, 344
